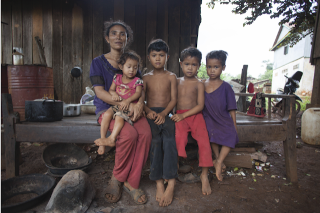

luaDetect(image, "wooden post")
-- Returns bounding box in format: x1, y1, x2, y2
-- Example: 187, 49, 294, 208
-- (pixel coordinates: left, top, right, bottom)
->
1, 94, 20, 179
237, 65, 248, 112
282, 96, 298, 183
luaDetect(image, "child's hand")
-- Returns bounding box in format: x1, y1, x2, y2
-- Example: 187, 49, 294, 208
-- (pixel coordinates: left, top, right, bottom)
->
112, 94, 121, 102
154, 112, 166, 125
119, 100, 130, 111
147, 110, 157, 120
171, 114, 185, 122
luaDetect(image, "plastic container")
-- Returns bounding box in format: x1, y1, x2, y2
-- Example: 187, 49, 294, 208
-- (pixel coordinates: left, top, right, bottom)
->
301, 108, 320, 145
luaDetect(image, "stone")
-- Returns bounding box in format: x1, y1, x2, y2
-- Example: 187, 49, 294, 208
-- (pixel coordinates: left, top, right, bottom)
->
45, 170, 95, 213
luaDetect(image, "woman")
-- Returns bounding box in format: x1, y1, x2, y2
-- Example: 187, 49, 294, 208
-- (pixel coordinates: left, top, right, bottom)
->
90, 20, 151, 205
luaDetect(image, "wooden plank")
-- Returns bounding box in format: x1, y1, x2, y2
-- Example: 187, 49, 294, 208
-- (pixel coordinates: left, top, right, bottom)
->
124, 0, 135, 51
22, 0, 33, 64
310, 0, 320, 63
282, 97, 298, 183
32, 0, 43, 64
223, 153, 252, 169
167, 0, 180, 76
83, 0, 93, 92
52, 0, 63, 100
103, 0, 114, 54
190, 0, 200, 47
308, 59, 320, 107
43, 0, 53, 68
12, 0, 23, 52
156, 0, 168, 43
114, 0, 124, 21
72, 3, 83, 103
1, 1, 13, 65
16, 124, 100, 143
62, 0, 73, 103
268, 97, 271, 119
237, 124, 286, 142
237, 65, 248, 112
92, 0, 104, 59
179, 0, 191, 76
146, 0, 157, 71
135, 0, 146, 68
230, 147, 256, 153
2, 94, 19, 178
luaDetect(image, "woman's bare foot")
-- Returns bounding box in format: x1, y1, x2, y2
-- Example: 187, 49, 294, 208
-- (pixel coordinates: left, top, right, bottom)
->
159, 179, 175, 207
123, 181, 146, 204
156, 179, 165, 203
97, 145, 106, 155
213, 160, 223, 181
200, 173, 211, 195
94, 137, 116, 147
213, 159, 226, 173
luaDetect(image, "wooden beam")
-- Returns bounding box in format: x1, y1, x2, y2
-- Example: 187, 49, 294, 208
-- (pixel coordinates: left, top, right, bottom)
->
2, 94, 19, 179
32, 0, 43, 64
43, 0, 53, 68
179, 0, 191, 76
92, 0, 104, 59
237, 65, 248, 112
1, 1, 13, 65
135, 0, 146, 68
83, 0, 93, 93
307, 58, 320, 108
103, 0, 114, 54
114, 0, 124, 21
12, 0, 23, 52
146, 0, 157, 72
282, 97, 298, 183
22, 0, 33, 64
237, 124, 286, 142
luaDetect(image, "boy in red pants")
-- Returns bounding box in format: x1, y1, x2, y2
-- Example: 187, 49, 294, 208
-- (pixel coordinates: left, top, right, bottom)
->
171, 47, 213, 195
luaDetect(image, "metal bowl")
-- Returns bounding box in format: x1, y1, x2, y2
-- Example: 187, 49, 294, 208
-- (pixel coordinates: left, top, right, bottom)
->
1, 174, 56, 213
48, 158, 92, 176
42, 143, 89, 170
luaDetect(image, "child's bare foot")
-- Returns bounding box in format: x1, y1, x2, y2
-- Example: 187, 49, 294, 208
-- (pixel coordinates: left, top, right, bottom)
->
213, 160, 223, 181
94, 137, 116, 147
155, 179, 165, 203
200, 173, 211, 195
159, 179, 175, 207
213, 159, 226, 173
97, 145, 106, 155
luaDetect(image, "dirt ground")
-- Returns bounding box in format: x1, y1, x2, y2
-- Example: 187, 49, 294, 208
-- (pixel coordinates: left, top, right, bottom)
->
2, 112, 320, 213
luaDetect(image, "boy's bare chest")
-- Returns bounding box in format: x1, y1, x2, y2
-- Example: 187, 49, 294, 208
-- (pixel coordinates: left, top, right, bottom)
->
147, 76, 171, 91
178, 81, 198, 96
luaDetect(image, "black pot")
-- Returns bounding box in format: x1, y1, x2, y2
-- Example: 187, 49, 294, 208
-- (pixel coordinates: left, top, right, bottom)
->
25, 99, 63, 122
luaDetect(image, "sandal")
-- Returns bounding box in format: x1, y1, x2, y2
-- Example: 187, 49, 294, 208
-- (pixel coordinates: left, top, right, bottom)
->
123, 185, 147, 205
104, 179, 122, 203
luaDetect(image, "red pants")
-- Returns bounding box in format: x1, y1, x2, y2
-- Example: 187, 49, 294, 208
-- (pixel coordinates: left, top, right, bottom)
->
175, 110, 213, 167
98, 113, 151, 189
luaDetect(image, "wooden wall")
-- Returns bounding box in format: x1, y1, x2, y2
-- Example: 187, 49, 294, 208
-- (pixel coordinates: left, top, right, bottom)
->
1, 0, 202, 103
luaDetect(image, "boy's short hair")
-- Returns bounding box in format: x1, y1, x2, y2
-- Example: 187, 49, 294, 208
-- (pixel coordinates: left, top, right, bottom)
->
147, 39, 169, 54
180, 47, 202, 64
206, 50, 228, 66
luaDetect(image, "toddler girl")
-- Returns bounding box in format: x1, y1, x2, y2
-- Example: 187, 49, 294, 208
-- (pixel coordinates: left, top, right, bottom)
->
95, 51, 143, 154
203, 50, 239, 181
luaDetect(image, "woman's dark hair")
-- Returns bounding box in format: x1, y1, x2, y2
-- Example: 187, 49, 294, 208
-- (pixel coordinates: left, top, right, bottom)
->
104, 20, 134, 48
206, 50, 228, 66
118, 51, 142, 79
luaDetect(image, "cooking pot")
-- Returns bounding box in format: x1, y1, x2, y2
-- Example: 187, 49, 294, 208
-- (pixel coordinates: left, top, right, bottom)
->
25, 99, 63, 122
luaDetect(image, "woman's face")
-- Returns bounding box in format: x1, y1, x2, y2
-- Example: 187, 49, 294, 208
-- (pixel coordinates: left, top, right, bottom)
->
105, 25, 128, 51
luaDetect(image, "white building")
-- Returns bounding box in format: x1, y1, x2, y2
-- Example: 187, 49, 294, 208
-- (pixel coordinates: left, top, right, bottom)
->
270, 24, 315, 96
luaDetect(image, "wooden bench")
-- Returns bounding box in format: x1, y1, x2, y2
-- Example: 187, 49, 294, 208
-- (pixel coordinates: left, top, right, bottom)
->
2, 93, 297, 182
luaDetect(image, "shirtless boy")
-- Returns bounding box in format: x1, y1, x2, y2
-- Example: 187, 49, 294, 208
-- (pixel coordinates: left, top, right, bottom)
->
171, 47, 213, 195
143, 39, 178, 207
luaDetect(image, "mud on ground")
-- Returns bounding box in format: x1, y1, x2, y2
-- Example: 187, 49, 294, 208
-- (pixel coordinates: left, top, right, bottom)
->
1, 113, 320, 213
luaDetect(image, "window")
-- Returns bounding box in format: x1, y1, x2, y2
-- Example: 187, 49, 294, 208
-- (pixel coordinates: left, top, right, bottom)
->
284, 46, 288, 55
275, 72, 278, 77
282, 69, 288, 74
293, 64, 299, 70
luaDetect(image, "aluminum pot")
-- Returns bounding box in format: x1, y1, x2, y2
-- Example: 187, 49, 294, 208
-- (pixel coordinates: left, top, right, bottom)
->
25, 99, 63, 122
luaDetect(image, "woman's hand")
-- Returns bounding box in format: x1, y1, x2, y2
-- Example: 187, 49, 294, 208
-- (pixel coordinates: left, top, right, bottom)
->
128, 102, 144, 122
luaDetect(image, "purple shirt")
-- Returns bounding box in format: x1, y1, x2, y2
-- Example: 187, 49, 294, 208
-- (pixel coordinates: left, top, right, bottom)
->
203, 81, 239, 148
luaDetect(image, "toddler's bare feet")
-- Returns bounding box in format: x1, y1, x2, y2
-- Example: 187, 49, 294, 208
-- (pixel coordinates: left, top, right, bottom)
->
200, 173, 211, 195
159, 179, 175, 207
97, 145, 106, 155
213, 159, 226, 173
214, 160, 223, 181
94, 137, 116, 147
156, 179, 165, 203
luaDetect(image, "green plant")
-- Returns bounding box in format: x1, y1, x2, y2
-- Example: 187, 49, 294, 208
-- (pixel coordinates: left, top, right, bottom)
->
299, 96, 311, 111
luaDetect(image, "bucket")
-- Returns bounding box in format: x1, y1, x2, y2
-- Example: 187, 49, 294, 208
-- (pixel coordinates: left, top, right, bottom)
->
7, 65, 54, 121
301, 108, 320, 145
